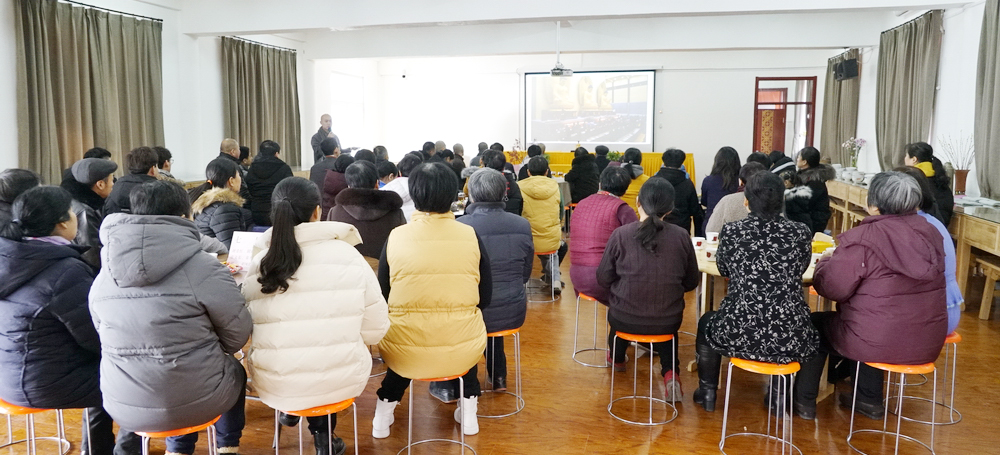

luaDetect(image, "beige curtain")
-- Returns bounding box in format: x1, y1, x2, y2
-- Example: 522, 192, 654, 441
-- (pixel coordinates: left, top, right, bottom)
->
15, 0, 163, 184
976, 0, 1000, 198
221, 37, 301, 168
820, 49, 861, 165
875, 10, 943, 170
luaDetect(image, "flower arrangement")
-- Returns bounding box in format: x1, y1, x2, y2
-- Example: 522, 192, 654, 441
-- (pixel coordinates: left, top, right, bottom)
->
841, 137, 866, 167
938, 133, 974, 170
607, 150, 623, 162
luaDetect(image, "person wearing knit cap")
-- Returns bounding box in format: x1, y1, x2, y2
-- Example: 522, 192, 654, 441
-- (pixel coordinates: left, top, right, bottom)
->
61, 158, 118, 268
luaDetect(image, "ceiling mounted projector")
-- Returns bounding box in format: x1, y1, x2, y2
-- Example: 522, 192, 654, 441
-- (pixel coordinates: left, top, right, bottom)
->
551, 62, 573, 77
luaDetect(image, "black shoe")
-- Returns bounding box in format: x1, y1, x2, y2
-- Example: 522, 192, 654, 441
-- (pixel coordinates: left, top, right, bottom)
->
553, 283, 563, 296
429, 381, 459, 403
693, 387, 716, 412
794, 400, 817, 420
489, 376, 507, 392
838, 391, 885, 420
312, 432, 346, 455
278, 412, 300, 427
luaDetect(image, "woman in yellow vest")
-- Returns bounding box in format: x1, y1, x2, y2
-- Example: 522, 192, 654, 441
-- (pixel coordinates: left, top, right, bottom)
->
621, 148, 649, 215
372, 162, 491, 437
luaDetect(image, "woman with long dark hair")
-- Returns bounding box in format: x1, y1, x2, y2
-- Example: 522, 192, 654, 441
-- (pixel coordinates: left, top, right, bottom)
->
620, 148, 650, 215
597, 177, 700, 401
701, 146, 741, 232
904, 142, 954, 227
243, 177, 389, 455
191, 158, 254, 248
793, 146, 835, 233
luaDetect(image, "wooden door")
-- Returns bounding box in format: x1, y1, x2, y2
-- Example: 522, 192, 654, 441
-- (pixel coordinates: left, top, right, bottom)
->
753, 88, 787, 153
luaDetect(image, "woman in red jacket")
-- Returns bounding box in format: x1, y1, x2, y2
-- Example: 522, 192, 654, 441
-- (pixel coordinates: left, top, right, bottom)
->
795, 171, 947, 420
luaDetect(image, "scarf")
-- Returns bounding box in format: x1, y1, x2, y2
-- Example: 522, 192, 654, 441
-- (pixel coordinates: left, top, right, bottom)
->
915, 161, 935, 177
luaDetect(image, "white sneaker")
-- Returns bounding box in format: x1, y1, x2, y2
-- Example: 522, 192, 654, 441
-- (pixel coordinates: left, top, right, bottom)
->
453, 396, 479, 435
372, 399, 398, 439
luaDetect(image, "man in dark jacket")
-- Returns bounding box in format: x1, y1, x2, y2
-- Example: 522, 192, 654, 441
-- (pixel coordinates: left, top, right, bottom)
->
62, 158, 118, 268
246, 140, 294, 226
310, 138, 340, 189
565, 147, 600, 203
328, 161, 405, 258
481, 150, 523, 216
103, 146, 159, 216
311, 114, 340, 163
219, 138, 251, 201
654, 148, 705, 236
517, 145, 545, 181
769, 150, 796, 174
594, 145, 612, 174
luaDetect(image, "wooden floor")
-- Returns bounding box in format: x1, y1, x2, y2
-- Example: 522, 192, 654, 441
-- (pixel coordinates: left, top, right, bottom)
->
4, 256, 1000, 455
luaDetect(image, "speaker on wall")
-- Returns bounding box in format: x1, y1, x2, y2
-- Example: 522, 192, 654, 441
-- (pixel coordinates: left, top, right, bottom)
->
834, 58, 859, 81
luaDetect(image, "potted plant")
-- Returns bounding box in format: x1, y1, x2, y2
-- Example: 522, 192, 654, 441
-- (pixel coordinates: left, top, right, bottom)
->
841, 137, 866, 168
607, 150, 623, 162
939, 133, 974, 195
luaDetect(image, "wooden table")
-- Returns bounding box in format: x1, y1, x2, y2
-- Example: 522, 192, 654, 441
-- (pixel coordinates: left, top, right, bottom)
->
826, 180, 869, 237
951, 204, 1000, 318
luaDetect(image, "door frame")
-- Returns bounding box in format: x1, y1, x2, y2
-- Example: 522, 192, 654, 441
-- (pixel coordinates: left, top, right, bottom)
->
752, 76, 817, 153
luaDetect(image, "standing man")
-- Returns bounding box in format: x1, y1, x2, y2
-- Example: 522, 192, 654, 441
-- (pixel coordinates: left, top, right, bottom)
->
311, 114, 340, 163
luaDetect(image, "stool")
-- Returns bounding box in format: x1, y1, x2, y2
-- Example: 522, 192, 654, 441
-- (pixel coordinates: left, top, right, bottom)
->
974, 255, 1000, 319
563, 203, 577, 233
527, 250, 558, 303
0, 399, 70, 455
136, 416, 221, 455
573, 293, 610, 368
369, 345, 386, 378
274, 398, 358, 455
479, 328, 524, 418
608, 332, 678, 426
893, 332, 962, 425
401, 372, 475, 455
847, 362, 937, 455
720, 358, 801, 455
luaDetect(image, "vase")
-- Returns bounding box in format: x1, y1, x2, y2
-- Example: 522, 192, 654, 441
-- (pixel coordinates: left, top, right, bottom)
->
954, 169, 969, 195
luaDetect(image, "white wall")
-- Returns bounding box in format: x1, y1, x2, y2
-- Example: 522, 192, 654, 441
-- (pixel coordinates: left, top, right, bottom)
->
318, 49, 830, 185
0, 1, 18, 171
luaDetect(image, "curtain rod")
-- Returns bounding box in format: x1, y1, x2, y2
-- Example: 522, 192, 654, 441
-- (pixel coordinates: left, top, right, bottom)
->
227, 36, 297, 53
881, 9, 941, 35
60, 0, 163, 22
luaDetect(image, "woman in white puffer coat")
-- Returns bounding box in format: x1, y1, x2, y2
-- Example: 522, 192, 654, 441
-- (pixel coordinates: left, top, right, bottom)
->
242, 177, 389, 455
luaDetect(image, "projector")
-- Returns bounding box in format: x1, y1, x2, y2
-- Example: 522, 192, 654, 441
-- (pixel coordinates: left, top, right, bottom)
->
550, 63, 573, 77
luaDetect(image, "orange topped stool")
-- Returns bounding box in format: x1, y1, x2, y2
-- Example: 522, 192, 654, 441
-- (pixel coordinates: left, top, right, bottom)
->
847, 362, 937, 455
893, 332, 962, 426
479, 328, 524, 418
527, 251, 559, 303
136, 416, 221, 455
274, 398, 358, 455
401, 371, 475, 455
608, 332, 678, 426
0, 399, 70, 455
573, 293, 610, 368
720, 358, 802, 455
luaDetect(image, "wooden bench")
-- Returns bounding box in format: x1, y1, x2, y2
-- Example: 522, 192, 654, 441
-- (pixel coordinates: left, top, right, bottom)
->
974, 255, 1000, 320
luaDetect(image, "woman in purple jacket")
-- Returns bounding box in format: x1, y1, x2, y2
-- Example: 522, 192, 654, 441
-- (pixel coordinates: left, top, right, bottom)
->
795, 171, 947, 420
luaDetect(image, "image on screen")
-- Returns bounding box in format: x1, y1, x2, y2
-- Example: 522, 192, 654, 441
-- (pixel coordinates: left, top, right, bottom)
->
525, 70, 654, 151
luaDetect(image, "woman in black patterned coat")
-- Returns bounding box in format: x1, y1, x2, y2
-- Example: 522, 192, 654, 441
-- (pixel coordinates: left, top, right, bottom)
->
693, 172, 819, 416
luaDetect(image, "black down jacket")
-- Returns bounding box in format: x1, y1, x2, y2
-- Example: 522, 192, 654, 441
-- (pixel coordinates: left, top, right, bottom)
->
0, 238, 101, 409
245, 155, 294, 226
192, 188, 254, 249
458, 202, 534, 332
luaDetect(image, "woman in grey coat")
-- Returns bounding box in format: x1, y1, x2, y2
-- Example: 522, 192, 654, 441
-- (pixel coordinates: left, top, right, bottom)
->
90, 181, 252, 455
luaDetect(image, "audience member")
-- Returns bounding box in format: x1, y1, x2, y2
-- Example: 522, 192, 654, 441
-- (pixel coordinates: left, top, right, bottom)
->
746, 151, 770, 167
490, 142, 504, 152
794, 146, 834, 233
328, 161, 406, 258
469, 142, 489, 167
191, 158, 253, 249
377, 161, 397, 188
382, 153, 423, 222
321, 155, 356, 216
435, 141, 446, 153
519, 156, 566, 294
103, 146, 159, 216
421, 141, 436, 161
694, 172, 819, 415
654, 148, 704, 236
796, 171, 947, 420
620, 148, 649, 216
701, 147, 741, 233
439, 149, 455, 163
84, 147, 113, 160
91, 180, 251, 454
243, 177, 389, 455
310, 138, 341, 189
569, 167, 638, 303
154, 146, 183, 185
479, 150, 523, 216
597, 177, 699, 399
904, 141, 954, 227
219, 139, 250, 199
373, 145, 389, 162
311, 114, 340, 163
246, 140, 294, 226
594, 145, 611, 174
0, 168, 41, 228
565, 147, 600, 203
769, 150, 795, 174
704, 162, 767, 233
238, 146, 251, 174
372, 162, 490, 437
780, 170, 814, 229
895, 166, 962, 334
518, 145, 544, 180
64, 159, 117, 267
452, 143, 467, 183
355, 149, 377, 164
0, 186, 135, 455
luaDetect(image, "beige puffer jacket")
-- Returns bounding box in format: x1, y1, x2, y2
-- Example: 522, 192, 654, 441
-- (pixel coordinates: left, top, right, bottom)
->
242, 222, 389, 412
